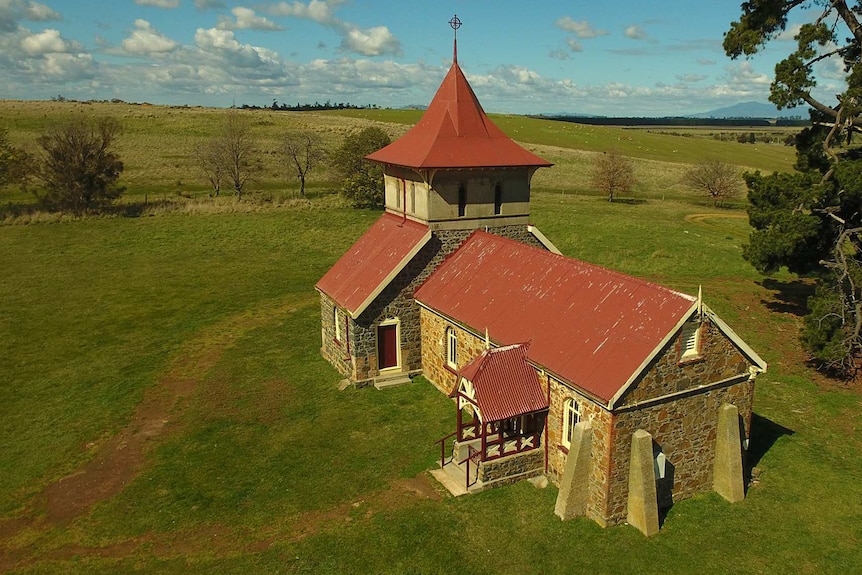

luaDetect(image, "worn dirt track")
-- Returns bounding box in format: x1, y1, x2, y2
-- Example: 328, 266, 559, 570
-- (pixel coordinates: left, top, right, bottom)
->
0, 295, 347, 571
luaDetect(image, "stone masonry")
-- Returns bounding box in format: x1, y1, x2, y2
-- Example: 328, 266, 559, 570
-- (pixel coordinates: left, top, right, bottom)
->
323, 225, 546, 385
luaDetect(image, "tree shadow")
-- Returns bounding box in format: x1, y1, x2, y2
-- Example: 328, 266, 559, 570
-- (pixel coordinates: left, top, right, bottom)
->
744, 412, 794, 490
610, 197, 647, 205
758, 277, 814, 316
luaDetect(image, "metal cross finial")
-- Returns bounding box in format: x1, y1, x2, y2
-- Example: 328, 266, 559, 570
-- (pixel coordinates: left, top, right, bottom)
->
449, 14, 462, 62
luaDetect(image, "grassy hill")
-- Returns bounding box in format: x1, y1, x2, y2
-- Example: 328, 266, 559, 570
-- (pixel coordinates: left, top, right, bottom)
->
1, 100, 795, 212
0, 102, 859, 574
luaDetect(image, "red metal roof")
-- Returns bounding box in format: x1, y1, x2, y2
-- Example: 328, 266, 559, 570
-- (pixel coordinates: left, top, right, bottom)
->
458, 343, 548, 422
415, 231, 696, 403
316, 213, 430, 317
366, 59, 552, 170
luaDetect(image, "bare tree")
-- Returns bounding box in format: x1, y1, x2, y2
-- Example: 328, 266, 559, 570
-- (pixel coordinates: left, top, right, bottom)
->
282, 131, 326, 197
32, 117, 124, 214
193, 140, 222, 197
219, 112, 253, 199
683, 160, 741, 206
590, 148, 635, 202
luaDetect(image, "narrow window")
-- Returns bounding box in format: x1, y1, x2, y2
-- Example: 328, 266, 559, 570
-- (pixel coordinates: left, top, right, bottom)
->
494, 183, 502, 215
680, 321, 701, 361
562, 398, 580, 448
395, 180, 401, 208
446, 327, 458, 369
333, 307, 341, 343
457, 185, 466, 217
409, 182, 416, 212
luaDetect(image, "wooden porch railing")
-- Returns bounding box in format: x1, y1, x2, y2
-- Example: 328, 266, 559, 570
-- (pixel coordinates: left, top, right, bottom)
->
435, 431, 457, 468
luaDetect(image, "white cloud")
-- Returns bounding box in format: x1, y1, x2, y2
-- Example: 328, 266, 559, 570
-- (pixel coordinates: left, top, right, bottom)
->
217, 7, 282, 30
549, 49, 569, 61
21, 28, 71, 54
263, 1, 399, 57
341, 25, 401, 57
122, 19, 178, 54
194, 27, 281, 69
625, 25, 647, 40
134, 0, 180, 8
555, 17, 607, 39
566, 37, 582, 52
0, 0, 59, 32
265, 0, 340, 24
676, 73, 707, 83
194, 0, 225, 8
697, 58, 716, 66
38, 52, 96, 81
775, 23, 802, 42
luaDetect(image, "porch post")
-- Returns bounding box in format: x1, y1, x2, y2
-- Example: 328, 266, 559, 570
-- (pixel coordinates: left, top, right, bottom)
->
456, 398, 463, 441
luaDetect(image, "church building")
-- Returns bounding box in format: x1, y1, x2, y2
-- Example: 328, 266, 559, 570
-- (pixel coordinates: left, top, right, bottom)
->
315, 25, 766, 533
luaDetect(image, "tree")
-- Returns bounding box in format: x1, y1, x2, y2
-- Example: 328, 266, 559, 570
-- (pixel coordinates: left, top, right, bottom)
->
282, 131, 326, 197
590, 148, 635, 202
724, 1, 862, 375
193, 140, 222, 197
331, 127, 390, 208
683, 160, 742, 206
0, 128, 30, 188
32, 117, 124, 214
219, 112, 254, 199
193, 113, 257, 200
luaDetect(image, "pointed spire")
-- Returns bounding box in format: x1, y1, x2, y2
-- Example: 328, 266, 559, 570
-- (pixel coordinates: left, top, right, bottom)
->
449, 14, 462, 63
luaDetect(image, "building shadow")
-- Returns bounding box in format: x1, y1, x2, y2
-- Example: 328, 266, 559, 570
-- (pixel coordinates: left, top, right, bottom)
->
744, 412, 794, 490
758, 277, 814, 317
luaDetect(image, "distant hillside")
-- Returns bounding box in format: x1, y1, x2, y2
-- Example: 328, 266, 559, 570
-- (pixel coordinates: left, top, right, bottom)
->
687, 101, 805, 119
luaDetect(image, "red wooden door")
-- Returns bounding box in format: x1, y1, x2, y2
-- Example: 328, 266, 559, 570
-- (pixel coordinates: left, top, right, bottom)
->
377, 324, 398, 369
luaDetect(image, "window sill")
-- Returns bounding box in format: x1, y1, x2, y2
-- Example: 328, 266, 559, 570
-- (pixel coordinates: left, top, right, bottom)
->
678, 354, 704, 366
557, 444, 570, 455
444, 364, 458, 375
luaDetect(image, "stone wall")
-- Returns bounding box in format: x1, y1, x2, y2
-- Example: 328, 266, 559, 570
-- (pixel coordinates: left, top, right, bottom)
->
327, 224, 544, 383
617, 319, 751, 407
479, 449, 544, 486
319, 293, 351, 378
600, 378, 754, 525
545, 375, 614, 524
419, 306, 488, 394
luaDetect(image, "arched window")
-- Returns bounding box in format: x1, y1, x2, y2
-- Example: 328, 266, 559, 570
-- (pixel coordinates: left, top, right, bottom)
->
494, 183, 503, 215
457, 185, 466, 217
562, 398, 580, 448
446, 327, 458, 369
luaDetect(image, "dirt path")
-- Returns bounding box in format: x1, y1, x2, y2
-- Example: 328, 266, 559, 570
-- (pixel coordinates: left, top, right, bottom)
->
0, 295, 314, 571
684, 212, 748, 226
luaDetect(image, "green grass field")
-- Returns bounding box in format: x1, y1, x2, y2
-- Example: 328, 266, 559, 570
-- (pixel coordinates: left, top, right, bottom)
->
0, 103, 860, 574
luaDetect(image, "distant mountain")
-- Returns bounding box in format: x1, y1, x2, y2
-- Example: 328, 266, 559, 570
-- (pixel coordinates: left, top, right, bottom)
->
687, 101, 804, 119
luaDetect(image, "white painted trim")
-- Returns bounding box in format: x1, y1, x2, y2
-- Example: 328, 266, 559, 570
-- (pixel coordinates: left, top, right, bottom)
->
376, 318, 402, 372
527, 225, 562, 255
702, 305, 768, 371
350, 230, 432, 319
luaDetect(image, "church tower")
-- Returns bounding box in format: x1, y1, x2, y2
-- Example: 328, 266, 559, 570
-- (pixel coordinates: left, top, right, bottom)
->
366, 17, 552, 234
316, 18, 556, 386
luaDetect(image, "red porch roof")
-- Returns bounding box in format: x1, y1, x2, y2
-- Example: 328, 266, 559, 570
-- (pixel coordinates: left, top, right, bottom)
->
366, 58, 552, 170
316, 213, 431, 318
458, 343, 548, 422
414, 231, 696, 403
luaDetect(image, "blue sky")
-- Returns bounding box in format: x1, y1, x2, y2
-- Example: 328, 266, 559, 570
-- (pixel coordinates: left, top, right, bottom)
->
0, 0, 847, 115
